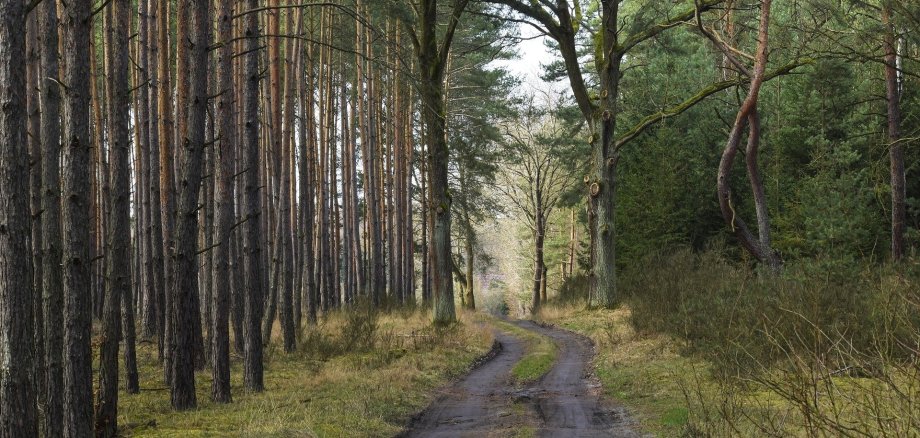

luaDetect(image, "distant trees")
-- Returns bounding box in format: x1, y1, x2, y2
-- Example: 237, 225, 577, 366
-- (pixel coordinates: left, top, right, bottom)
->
497, 101, 581, 314
486, 0, 813, 294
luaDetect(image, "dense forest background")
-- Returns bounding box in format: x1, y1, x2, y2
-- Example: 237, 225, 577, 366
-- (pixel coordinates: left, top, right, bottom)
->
1, 0, 919, 436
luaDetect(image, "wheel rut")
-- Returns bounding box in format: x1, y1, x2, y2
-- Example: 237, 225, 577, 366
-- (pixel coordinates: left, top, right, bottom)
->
400, 319, 641, 437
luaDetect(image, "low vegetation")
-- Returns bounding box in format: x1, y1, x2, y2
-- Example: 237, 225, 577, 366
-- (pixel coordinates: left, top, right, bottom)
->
490, 319, 558, 385
538, 305, 698, 436
541, 250, 920, 436
113, 310, 493, 437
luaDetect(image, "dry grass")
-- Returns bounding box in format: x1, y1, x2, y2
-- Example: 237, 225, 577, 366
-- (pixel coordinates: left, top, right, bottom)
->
111, 309, 493, 437
537, 303, 702, 436
539, 254, 920, 437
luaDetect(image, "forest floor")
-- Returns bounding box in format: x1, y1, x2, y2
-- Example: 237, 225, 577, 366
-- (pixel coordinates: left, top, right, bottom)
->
400, 317, 640, 437
112, 309, 494, 437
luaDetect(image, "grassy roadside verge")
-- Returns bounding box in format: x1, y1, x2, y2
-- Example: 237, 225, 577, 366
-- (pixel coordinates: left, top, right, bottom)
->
488, 318, 558, 385
112, 309, 493, 437
537, 306, 699, 436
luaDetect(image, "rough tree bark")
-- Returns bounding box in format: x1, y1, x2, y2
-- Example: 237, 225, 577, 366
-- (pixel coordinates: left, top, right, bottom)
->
715, 0, 781, 271
60, 0, 95, 434
37, 0, 65, 433
26, 14, 44, 428
883, 2, 906, 262
96, 1, 132, 433
300, 21, 317, 325
242, 0, 266, 392
210, 0, 234, 404
170, 0, 210, 410
145, 0, 165, 340
157, 0, 176, 382
0, 0, 37, 434
411, 0, 470, 324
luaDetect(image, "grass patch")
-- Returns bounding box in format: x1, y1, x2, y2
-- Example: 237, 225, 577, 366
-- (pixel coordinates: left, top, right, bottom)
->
537, 305, 700, 437
489, 319, 557, 385
111, 309, 493, 437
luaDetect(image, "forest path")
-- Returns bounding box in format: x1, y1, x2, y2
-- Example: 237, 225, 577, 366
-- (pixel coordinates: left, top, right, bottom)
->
400, 319, 640, 437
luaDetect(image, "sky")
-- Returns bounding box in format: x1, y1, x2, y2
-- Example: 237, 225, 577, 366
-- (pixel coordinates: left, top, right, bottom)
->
490, 25, 567, 96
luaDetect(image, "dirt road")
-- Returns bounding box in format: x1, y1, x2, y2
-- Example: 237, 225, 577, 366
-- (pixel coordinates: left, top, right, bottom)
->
400, 320, 640, 437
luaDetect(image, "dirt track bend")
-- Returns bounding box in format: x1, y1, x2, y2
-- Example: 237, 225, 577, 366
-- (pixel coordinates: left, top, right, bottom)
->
400, 320, 640, 438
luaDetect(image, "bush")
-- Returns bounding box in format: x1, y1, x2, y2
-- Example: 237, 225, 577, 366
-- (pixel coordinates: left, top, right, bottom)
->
625, 249, 920, 378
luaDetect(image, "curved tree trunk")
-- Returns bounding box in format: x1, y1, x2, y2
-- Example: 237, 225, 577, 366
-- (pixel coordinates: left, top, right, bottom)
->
715, 0, 781, 272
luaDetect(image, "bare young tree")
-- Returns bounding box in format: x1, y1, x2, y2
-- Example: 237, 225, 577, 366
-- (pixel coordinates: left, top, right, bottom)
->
497, 100, 579, 314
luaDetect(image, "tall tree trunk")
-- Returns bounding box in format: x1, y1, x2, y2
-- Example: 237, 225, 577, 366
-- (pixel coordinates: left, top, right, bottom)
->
416, 0, 463, 324
145, 0, 165, 340
715, 0, 780, 271
403, 93, 416, 305
135, 0, 152, 349
883, 2, 906, 262
38, 0, 65, 433
0, 0, 37, 434
96, 1, 131, 433
592, 1, 622, 309
242, 0, 266, 392
26, 14, 45, 428
278, 9, 298, 351
464, 234, 475, 310
157, 0, 177, 382
531, 210, 544, 314
210, 0, 235, 404
363, 21, 384, 306
300, 26, 317, 325
60, 0, 95, 435
170, 0, 210, 411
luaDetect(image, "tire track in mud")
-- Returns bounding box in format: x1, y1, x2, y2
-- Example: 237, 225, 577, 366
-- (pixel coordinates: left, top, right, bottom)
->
400, 319, 640, 437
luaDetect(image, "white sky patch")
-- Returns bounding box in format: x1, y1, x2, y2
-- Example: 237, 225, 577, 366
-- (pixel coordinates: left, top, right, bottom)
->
490, 25, 568, 97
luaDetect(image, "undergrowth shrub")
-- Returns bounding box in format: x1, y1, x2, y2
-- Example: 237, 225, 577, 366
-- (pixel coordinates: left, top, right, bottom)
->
556, 273, 591, 305
625, 248, 920, 378
625, 248, 920, 435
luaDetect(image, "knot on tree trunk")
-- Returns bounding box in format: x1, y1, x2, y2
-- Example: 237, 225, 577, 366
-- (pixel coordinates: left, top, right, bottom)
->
589, 182, 600, 197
